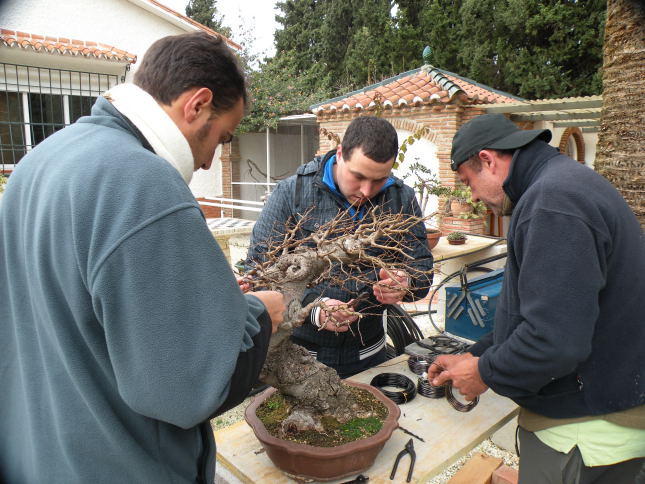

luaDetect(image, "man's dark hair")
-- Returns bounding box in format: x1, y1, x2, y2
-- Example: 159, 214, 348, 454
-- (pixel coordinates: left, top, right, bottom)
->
341, 116, 398, 163
134, 32, 247, 114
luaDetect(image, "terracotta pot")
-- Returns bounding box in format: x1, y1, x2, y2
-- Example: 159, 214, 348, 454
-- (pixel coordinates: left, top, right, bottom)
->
426, 229, 442, 250
450, 200, 473, 216
244, 380, 400, 482
448, 238, 466, 245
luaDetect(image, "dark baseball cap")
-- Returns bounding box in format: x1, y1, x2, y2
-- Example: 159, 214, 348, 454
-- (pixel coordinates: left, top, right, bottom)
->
451, 114, 551, 170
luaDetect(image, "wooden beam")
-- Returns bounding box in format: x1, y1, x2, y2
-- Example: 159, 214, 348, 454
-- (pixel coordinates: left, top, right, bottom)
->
511, 110, 601, 122
553, 120, 599, 127
447, 453, 503, 484
484, 96, 602, 114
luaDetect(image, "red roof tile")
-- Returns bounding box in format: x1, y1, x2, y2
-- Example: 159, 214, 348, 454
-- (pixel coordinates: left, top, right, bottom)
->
312, 66, 521, 114
0, 29, 137, 63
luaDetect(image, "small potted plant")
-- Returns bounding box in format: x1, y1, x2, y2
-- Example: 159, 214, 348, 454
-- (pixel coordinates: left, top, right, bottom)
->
448, 186, 487, 220
447, 231, 467, 245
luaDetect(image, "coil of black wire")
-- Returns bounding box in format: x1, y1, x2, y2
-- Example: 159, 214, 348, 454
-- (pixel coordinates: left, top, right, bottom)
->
370, 373, 417, 404
417, 375, 446, 399
445, 381, 479, 412
407, 354, 436, 375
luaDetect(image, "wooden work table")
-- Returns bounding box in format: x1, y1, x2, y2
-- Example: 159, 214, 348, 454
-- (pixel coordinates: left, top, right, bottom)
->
215, 354, 518, 483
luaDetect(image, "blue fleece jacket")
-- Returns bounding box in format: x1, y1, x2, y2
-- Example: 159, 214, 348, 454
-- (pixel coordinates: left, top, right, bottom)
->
0, 97, 272, 483
470, 140, 645, 418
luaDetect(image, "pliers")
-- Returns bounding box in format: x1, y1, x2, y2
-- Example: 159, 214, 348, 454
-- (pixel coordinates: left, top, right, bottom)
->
390, 438, 416, 482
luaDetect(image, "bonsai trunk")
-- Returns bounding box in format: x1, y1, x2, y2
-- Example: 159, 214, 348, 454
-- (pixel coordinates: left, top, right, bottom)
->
247, 212, 429, 433
254, 243, 365, 431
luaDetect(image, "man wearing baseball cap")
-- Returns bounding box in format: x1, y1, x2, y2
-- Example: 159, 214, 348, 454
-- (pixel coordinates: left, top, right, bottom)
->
429, 114, 645, 483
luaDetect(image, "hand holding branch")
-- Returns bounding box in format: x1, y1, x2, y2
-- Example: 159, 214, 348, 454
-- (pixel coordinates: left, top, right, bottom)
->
237, 276, 252, 293
373, 268, 409, 305
319, 299, 360, 332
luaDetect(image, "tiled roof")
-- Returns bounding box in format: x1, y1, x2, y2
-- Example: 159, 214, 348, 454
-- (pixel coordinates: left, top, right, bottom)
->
0, 29, 137, 63
143, 0, 240, 50
311, 65, 523, 115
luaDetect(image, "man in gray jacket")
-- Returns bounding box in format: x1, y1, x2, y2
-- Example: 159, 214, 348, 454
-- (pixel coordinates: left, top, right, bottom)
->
247, 116, 433, 377
0, 32, 285, 483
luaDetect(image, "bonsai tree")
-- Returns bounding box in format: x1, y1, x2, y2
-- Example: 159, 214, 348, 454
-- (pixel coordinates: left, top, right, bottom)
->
448, 186, 487, 219
244, 209, 432, 434
401, 160, 451, 218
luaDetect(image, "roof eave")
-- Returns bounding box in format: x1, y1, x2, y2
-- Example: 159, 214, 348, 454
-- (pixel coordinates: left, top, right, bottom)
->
125, 0, 241, 51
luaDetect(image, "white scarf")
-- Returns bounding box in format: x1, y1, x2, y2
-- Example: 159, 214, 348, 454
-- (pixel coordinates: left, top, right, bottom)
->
104, 83, 194, 184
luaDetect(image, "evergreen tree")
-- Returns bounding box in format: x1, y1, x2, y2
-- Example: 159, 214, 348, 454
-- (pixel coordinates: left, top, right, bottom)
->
185, 0, 232, 38
253, 0, 605, 129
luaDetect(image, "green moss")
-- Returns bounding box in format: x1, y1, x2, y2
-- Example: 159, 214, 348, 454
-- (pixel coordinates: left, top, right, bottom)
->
340, 417, 383, 441
256, 394, 290, 428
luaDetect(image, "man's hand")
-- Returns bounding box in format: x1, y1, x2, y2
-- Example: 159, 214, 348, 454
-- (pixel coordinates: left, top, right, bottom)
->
373, 268, 409, 305
319, 299, 359, 332
428, 353, 488, 401
236, 276, 252, 294
248, 291, 285, 333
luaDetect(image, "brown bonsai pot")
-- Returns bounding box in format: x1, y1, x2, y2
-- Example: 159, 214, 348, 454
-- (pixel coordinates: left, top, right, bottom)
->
426, 228, 442, 250
448, 238, 466, 245
244, 380, 401, 482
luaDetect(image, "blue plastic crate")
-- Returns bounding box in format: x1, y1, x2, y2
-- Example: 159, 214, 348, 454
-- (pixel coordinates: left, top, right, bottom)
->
444, 268, 504, 342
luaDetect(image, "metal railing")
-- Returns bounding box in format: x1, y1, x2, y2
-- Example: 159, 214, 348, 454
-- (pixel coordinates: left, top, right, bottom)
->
199, 196, 265, 214
0, 62, 122, 169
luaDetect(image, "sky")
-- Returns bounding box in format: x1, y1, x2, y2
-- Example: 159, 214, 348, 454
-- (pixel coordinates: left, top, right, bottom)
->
162, 0, 280, 59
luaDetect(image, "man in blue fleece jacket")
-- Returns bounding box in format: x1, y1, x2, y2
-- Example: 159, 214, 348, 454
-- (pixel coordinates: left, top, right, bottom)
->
246, 116, 433, 378
429, 114, 644, 483
0, 32, 285, 483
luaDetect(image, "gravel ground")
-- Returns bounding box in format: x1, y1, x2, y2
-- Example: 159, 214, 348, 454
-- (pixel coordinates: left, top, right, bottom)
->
212, 312, 519, 483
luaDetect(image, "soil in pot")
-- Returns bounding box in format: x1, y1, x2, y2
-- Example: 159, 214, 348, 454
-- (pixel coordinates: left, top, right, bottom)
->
257, 386, 388, 447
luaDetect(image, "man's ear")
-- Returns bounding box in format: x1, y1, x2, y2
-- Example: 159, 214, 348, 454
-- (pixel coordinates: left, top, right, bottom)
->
336, 144, 343, 161
478, 149, 497, 172
182, 87, 213, 123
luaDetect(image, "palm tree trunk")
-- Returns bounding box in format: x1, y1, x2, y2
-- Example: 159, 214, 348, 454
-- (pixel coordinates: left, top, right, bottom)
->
595, 0, 645, 229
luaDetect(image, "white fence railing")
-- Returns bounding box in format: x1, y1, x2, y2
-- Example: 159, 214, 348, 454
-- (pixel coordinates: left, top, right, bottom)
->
199, 197, 264, 214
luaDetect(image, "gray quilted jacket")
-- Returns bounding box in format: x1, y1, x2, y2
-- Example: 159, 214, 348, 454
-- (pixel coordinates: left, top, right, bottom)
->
247, 151, 433, 349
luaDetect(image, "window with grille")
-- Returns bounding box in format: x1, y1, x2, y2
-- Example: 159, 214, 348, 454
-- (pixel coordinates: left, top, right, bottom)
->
0, 63, 123, 170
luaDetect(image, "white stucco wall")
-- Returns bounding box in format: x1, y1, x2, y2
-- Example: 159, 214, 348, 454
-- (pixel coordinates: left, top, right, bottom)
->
1, 0, 231, 198
533, 122, 599, 168
391, 130, 439, 219
1, 0, 188, 80
189, 145, 222, 198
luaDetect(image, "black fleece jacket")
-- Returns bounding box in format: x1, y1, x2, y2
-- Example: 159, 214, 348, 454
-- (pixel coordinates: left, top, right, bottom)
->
470, 140, 645, 418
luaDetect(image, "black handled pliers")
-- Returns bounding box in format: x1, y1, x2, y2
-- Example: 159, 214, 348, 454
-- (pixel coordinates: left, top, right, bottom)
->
390, 438, 416, 482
